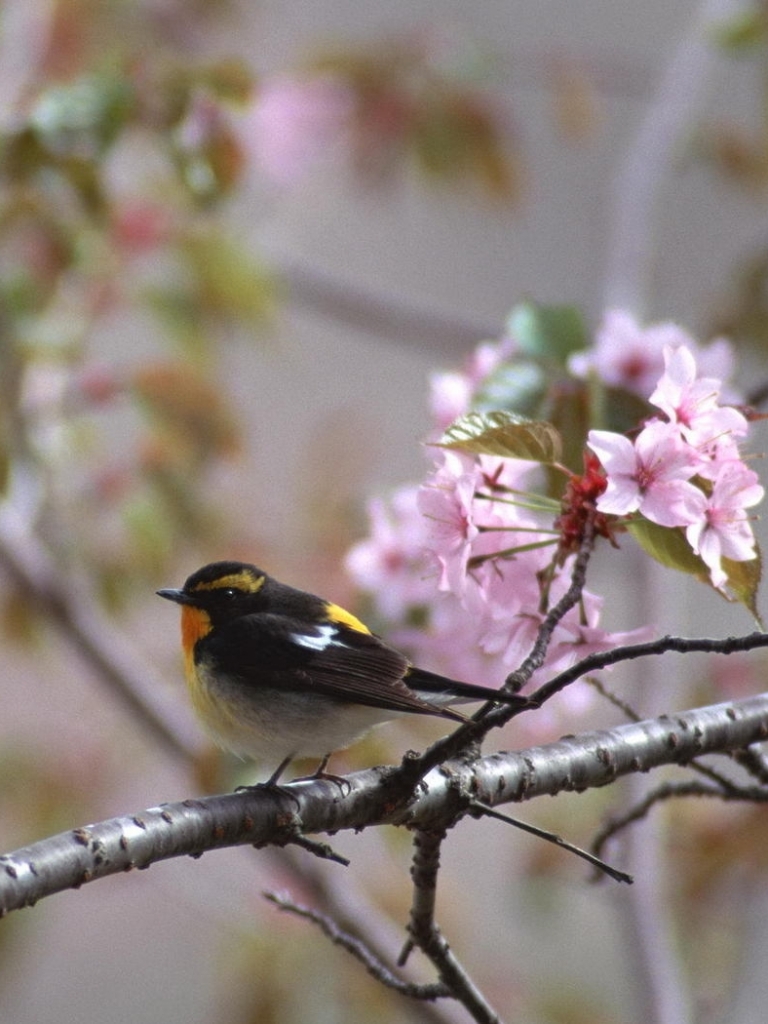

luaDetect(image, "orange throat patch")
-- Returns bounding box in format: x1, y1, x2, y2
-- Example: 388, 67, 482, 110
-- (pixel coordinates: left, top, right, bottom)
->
180, 605, 212, 675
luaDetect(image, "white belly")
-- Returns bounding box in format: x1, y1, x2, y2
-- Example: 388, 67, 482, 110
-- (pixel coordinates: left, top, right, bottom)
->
190, 662, 397, 768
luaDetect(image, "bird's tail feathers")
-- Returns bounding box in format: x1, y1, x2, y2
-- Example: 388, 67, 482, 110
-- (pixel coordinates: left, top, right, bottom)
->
406, 666, 528, 708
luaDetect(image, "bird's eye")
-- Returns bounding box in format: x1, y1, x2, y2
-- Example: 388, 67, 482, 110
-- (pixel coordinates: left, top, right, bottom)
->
221, 588, 238, 600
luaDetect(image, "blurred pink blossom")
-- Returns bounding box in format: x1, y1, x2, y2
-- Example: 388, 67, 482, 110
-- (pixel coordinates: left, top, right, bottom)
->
570, 310, 736, 399
345, 486, 434, 621
429, 336, 517, 429
243, 76, 354, 185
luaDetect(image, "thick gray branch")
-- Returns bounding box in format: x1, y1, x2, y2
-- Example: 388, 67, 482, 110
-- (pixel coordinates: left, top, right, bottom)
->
1, 692, 767, 916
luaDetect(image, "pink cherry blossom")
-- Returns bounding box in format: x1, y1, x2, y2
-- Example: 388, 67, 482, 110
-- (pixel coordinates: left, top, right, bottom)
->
685, 463, 764, 588
588, 421, 703, 526
649, 345, 747, 448
417, 451, 480, 595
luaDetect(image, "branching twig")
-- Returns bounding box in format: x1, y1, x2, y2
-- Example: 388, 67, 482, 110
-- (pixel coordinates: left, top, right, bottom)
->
592, 776, 768, 859
264, 891, 450, 1000
502, 512, 596, 695
400, 828, 502, 1024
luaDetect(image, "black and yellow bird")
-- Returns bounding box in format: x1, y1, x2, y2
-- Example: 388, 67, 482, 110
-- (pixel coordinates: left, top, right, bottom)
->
158, 561, 526, 784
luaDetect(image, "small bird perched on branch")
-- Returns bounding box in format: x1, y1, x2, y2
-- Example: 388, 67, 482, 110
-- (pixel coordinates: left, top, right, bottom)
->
158, 560, 526, 784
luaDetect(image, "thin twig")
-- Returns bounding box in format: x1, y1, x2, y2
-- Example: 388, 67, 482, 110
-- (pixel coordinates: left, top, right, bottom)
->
264, 891, 449, 1000
584, 674, 642, 721
283, 835, 350, 866
732, 746, 768, 785
531, 631, 768, 707
470, 800, 633, 884
502, 513, 597, 695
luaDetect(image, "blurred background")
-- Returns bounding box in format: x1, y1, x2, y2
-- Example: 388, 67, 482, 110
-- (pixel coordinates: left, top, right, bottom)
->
2, 1, 768, 1022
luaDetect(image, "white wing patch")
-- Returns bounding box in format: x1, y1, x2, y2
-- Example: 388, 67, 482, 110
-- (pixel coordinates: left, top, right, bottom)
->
290, 623, 345, 651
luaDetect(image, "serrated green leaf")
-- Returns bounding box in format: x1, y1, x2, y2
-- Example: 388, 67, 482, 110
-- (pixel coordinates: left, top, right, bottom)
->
722, 547, 763, 625
507, 302, 589, 365
437, 411, 562, 463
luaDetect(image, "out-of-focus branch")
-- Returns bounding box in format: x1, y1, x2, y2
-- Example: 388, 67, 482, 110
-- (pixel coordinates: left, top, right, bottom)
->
603, 0, 743, 313
0, 500, 203, 762
2, 690, 768, 916
274, 256, 501, 354
592, 776, 768, 858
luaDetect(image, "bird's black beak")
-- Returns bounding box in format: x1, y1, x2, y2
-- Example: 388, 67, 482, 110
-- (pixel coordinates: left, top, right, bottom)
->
156, 588, 191, 605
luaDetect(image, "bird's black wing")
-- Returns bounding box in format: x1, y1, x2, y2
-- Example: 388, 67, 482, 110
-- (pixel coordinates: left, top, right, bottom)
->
205, 613, 464, 720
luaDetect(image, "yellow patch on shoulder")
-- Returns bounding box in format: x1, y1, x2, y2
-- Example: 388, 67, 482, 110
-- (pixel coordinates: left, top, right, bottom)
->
191, 570, 265, 594
324, 602, 371, 634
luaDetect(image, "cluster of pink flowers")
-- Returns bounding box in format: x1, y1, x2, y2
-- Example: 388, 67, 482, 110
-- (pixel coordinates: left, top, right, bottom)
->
346, 311, 763, 712
348, 441, 650, 696
588, 344, 763, 588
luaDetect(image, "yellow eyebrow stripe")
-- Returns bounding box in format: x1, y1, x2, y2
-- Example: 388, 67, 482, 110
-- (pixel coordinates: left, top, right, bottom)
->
191, 571, 265, 594
323, 602, 371, 634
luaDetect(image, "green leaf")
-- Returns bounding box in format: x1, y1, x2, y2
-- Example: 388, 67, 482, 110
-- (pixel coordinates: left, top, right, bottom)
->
507, 302, 589, 365
628, 518, 763, 621
722, 547, 763, 625
601, 385, 654, 436
29, 74, 134, 157
437, 410, 562, 464
473, 358, 546, 416
627, 518, 709, 578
